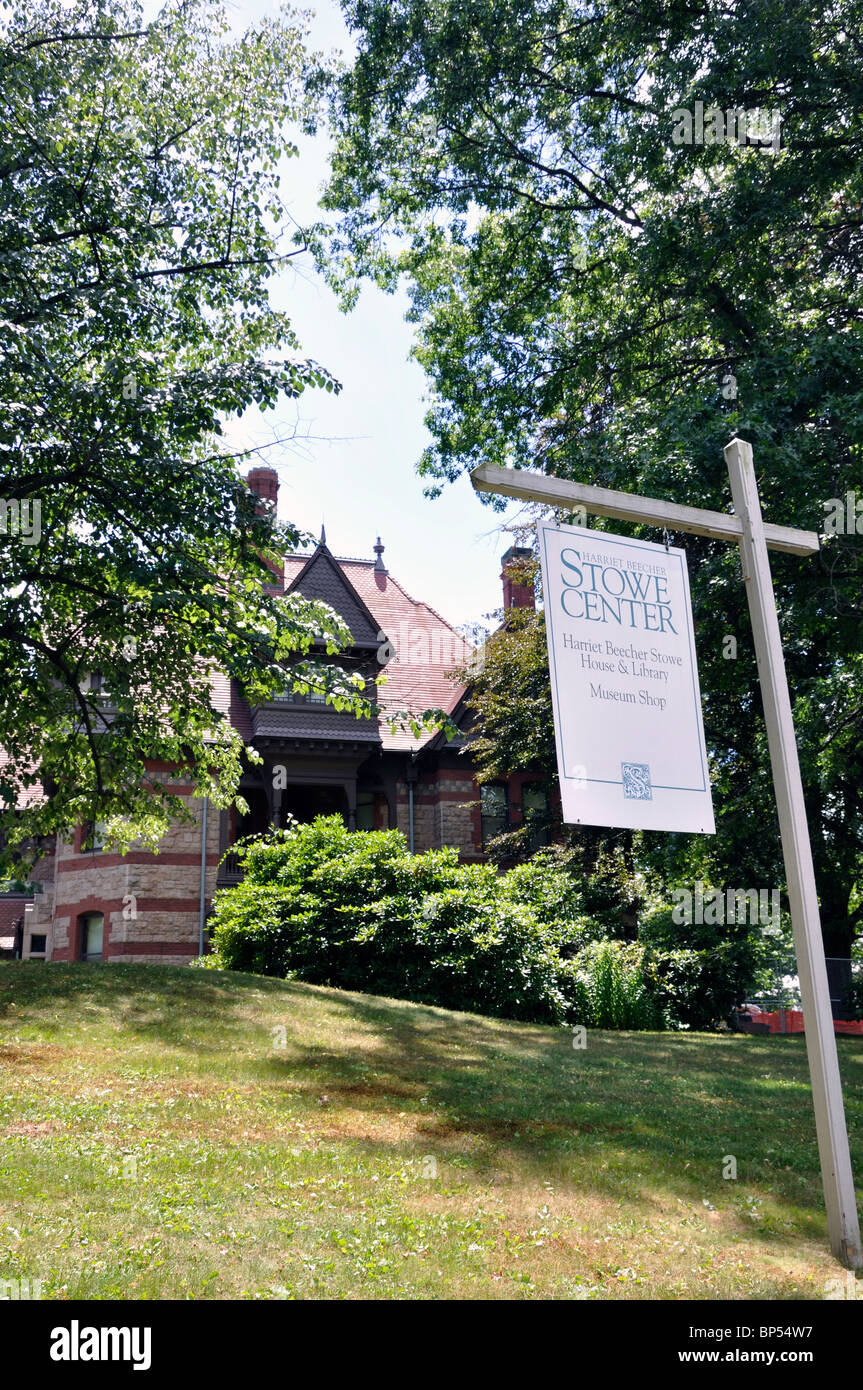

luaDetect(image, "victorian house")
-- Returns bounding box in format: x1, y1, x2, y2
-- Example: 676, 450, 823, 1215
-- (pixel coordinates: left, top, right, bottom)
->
2, 468, 545, 965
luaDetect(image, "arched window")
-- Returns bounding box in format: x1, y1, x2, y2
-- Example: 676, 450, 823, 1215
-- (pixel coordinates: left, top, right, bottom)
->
79, 912, 104, 963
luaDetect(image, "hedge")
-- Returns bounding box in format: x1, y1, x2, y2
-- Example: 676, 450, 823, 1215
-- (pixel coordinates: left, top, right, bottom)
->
205, 816, 754, 1030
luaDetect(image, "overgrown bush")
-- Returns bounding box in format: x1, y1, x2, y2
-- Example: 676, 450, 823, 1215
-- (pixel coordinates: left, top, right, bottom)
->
209, 820, 579, 1022
208, 817, 753, 1030
567, 941, 665, 1030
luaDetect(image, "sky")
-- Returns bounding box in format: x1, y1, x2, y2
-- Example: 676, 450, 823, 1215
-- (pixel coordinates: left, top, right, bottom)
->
206, 0, 523, 631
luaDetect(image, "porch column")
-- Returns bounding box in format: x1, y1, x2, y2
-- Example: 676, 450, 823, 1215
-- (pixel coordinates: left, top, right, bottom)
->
382, 772, 398, 829
264, 762, 283, 830
344, 778, 357, 831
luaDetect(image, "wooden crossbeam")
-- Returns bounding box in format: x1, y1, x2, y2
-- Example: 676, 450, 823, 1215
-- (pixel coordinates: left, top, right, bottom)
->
470, 462, 820, 556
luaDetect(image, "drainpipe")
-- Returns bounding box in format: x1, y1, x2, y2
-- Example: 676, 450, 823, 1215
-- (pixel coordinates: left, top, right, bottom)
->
406, 757, 419, 855
198, 797, 208, 957
50, 830, 62, 962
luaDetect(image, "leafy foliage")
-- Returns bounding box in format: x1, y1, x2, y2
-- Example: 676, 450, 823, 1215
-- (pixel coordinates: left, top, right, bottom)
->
317, 0, 863, 954
209, 816, 758, 1028
0, 0, 364, 868
456, 580, 644, 932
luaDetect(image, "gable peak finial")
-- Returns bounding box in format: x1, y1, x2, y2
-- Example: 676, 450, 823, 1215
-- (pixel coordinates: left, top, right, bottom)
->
320, 522, 327, 546
373, 536, 387, 573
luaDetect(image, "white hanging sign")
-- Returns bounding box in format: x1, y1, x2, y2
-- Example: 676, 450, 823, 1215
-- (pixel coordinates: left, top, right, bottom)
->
538, 521, 715, 833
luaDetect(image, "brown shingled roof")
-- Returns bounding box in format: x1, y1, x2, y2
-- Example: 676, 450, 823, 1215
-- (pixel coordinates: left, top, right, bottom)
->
281, 553, 471, 751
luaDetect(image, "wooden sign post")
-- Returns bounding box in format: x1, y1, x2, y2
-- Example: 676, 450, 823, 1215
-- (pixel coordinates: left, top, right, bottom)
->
471, 436, 862, 1270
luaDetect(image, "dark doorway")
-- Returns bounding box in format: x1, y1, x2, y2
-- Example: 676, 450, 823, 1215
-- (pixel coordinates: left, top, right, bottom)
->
235, 787, 270, 840
281, 784, 348, 825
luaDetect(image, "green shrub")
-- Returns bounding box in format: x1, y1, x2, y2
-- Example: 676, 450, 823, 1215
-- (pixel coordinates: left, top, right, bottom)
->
567, 941, 665, 1030
209, 817, 750, 1031
210, 820, 577, 1023
843, 974, 863, 1021
649, 943, 756, 1031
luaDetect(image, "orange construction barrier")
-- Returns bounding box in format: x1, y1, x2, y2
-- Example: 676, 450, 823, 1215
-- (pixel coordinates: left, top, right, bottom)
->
745, 1008, 863, 1036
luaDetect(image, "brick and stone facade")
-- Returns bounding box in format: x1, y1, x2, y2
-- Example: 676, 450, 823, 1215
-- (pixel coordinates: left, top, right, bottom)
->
49, 774, 221, 965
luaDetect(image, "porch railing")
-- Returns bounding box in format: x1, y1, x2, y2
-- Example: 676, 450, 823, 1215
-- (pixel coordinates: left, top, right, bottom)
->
217, 850, 244, 884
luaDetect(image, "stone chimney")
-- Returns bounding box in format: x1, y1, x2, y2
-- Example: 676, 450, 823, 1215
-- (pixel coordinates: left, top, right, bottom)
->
501, 546, 535, 610
246, 466, 279, 512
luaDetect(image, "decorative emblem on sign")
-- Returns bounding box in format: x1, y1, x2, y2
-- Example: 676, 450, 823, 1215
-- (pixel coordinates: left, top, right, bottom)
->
621, 762, 652, 800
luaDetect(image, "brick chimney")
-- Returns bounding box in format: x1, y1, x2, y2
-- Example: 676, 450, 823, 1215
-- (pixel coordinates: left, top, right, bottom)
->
501, 546, 535, 610
245, 466, 282, 587
246, 466, 279, 513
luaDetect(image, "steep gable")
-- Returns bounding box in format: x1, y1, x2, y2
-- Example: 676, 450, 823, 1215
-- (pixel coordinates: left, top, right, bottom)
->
283, 544, 382, 647
278, 544, 473, 752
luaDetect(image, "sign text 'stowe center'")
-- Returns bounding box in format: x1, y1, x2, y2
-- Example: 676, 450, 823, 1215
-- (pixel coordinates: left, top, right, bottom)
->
539, 522, 715, 834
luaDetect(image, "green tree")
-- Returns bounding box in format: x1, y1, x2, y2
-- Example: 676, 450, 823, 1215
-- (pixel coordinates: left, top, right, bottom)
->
0, 0, 366, 870
316, 0, 863, 958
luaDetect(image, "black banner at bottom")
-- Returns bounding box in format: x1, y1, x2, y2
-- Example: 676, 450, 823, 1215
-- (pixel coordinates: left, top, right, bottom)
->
7, 1296, 857, 1377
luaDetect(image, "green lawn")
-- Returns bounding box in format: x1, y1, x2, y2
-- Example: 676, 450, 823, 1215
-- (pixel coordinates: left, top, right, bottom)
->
0, 961, 860, 1300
